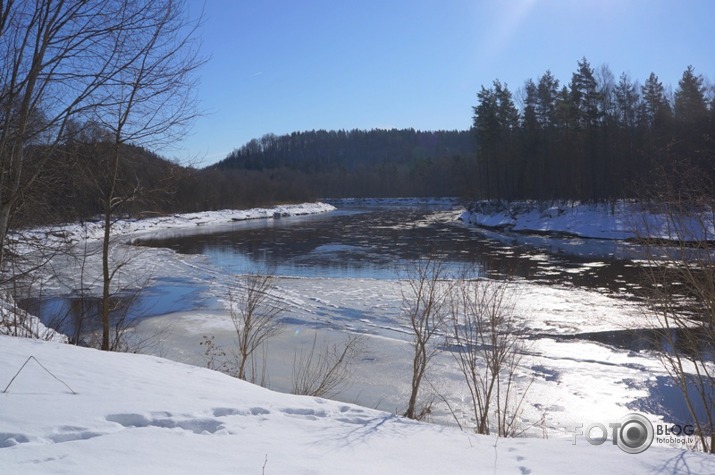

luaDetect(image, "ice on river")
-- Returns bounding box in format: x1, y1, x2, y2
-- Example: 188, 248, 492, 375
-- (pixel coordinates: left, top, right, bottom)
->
4, 200, 710, 474
135, 269, 670, 445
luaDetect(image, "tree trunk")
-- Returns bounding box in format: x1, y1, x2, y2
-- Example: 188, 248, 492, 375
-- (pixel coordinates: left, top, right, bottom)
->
0, 201, 13, 270
101, 203, 112, 351
100, 143, 120, 351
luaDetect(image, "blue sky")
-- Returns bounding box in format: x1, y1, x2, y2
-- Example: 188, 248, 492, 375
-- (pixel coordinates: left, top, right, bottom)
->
175, 0, 714, 167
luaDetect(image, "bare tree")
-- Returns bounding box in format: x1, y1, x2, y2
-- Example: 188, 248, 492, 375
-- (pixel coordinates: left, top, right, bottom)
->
0, 1, 177, 265
291, 332, 365, 398
228, 273, 285, 382
635, 167, 715, 453
83, 0, 201, 351
448, 277, 530, 436
400, 258, 451, 420
32, 228, 165, 352
0, 228, 75, 340
0, 1, 202, 350
0, 289, 62, 341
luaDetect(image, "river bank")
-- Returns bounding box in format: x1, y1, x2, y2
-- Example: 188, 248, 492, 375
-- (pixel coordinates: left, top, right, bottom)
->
2, 199, 699, 450
7, 202, 336, 255
460, 200, 715, 242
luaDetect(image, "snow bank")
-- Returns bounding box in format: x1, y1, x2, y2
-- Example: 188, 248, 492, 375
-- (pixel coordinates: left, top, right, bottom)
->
460, 201, 715, 241
2, 335, 713, 475
327, 197, 461, 207
1, 202, 335, 338
0, 293, 66, 342
10, 202, 336, 253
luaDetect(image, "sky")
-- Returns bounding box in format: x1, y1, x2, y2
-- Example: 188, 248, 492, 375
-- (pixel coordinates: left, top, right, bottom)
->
173, 0, 715, 167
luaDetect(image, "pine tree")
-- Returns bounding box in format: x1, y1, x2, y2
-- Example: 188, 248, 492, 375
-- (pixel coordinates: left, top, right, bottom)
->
640, 72, 672, 128
674, 65, 708, 124
535, 70, 561, 128
614, 72, 639, 128
569, 57, 602, 128
473, 85, 500, 146
522, 79, 539, 132
493, 81, 520, 130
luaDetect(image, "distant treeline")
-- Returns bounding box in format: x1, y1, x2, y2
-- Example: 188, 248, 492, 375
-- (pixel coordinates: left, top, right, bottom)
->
15, 59, 715, 229
472, 59, 715, 201
16, 141, 188, 227
210, 129, 476, 199
14, 128, 475, 227
203, 59, 715, 204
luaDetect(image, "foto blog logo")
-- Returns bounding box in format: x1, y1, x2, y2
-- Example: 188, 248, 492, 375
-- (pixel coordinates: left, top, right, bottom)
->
573, 413, 654, 454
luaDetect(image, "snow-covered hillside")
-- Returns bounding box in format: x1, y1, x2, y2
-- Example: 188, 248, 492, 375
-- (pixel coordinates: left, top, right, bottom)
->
2, 335, 714, 475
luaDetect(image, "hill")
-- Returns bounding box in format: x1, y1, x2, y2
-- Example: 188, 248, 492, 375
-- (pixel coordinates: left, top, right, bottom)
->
207, 128, 476, 199
2, 334, 713, 474
214, 129, 473, 171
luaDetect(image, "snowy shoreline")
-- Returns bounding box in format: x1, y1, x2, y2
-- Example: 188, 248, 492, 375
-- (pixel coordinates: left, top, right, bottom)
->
10, 202, 336, 253
3, 200, 715, 473
460, 200, 714, 242
1, 202, 335, 341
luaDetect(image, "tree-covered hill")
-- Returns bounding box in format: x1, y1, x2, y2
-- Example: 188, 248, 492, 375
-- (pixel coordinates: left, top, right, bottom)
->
199, 128, 475, 202
214, 129, 473, 172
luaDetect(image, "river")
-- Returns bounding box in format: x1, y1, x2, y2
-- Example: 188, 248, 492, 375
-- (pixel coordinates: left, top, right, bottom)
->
21, 200, 701, 436
135, 200, 646, 295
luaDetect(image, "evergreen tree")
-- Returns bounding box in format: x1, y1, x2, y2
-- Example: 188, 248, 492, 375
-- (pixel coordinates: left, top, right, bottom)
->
473, 85, 500, 146
614, 72, 640, 128
468, 60, 713, 202
494, 81, 520, 130
570, 57, 602, 128
535, 70, 561, 128
674, 65, 708, 124
472, 80, 520, 198
640, 72, 672, 128
522, 79, 539, 132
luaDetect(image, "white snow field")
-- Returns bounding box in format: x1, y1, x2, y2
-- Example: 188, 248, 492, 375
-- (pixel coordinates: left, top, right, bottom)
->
3, 200, 715, 473
2, 335, 715, 475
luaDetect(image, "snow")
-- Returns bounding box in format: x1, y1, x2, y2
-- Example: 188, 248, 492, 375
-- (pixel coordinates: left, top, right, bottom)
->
5, 202, 335, 298
460, 201, 715, 241
2, 335, 714, 474
8, 202, 336, 254
4, 200, 715, 472
132, 275, 677, 446
0, 293, 66, 342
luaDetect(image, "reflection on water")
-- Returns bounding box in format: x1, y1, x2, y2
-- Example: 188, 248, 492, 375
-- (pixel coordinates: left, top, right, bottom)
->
19, 277, 211, 343
27, 202, 665, 350
135, 203, 646, 297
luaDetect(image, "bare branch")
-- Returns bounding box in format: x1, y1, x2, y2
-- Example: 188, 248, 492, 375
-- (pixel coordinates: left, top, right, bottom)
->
448, 277, 531, 436
291, 331, 365, 398
400, 258, 452, 420
634, 166, 715, 453
228, 273, 285, 382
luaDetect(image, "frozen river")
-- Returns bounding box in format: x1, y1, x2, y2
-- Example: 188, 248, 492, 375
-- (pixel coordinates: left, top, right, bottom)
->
23, 200, 693, 442
136, 200, 646, 292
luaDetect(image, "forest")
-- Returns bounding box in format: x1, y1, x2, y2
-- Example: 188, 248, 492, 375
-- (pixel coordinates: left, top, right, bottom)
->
192, 59, 715, 208
472, 59, 715, 201
8, 57, 715, 231
210, 128, 475, 200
